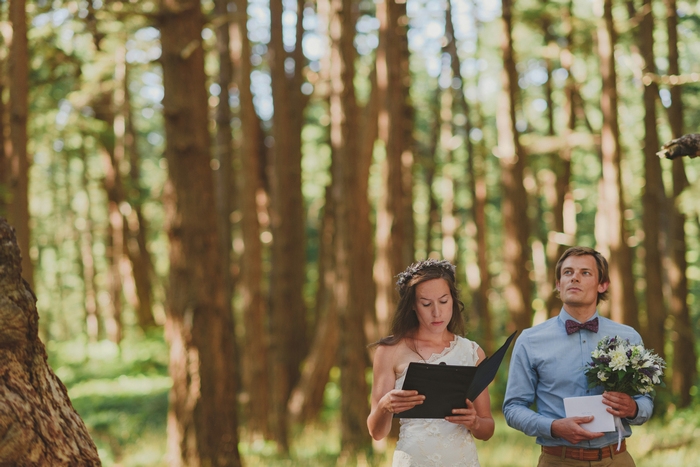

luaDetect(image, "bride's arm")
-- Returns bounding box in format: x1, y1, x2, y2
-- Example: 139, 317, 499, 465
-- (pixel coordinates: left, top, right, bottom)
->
367, 344, 425, 440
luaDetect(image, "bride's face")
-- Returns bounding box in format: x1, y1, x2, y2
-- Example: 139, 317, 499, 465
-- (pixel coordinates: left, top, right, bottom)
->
413, 278, 453, 335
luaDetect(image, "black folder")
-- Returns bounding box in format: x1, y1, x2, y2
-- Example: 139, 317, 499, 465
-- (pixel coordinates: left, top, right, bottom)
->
395, 330, 517, 419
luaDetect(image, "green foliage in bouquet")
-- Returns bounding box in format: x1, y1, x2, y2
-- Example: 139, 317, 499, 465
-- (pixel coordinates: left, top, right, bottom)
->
584, 336, 666, 396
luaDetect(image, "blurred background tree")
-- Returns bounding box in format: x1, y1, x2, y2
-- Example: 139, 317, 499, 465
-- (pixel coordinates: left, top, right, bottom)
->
0, 0, 699, 465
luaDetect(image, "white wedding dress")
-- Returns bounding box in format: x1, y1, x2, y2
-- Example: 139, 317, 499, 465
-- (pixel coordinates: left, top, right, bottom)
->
393, 336, 482, 467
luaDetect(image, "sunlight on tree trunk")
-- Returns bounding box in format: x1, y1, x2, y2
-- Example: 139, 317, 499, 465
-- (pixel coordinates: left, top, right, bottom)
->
289, 185, 338, 425
233, 0, 271, 439
595, 0, 639, 327
635, 0, 667, 360
330, 0, 370, 456
159, 0, 242, 464
5, 0, 33, 292
268, 0, 309, 452
444, 0, 493, 351
375, 0, 414, 339
498, 0, 532, 334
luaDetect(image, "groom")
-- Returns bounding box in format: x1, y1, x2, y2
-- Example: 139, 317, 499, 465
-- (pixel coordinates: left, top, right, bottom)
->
502, 246, 653, 466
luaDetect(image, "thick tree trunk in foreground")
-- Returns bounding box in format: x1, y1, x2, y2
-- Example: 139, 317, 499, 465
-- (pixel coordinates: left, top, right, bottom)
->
0, 218, 101, 466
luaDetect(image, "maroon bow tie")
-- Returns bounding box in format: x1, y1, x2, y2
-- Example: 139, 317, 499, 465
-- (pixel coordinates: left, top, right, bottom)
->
565, 317, 599, 335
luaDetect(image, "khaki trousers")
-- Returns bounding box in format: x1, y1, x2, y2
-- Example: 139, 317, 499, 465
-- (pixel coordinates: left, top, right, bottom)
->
537, 450, 636, 467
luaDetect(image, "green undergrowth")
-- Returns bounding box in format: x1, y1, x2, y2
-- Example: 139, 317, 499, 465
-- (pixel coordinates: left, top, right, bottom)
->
47, 334, 700, 466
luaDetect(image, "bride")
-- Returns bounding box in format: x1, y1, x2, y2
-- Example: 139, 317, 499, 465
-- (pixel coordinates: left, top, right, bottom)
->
366, 259, 494, 467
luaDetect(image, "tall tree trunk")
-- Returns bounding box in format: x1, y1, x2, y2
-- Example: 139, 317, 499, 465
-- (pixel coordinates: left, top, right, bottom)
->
158, 1, 242, 465
268, 0, 308, 451
329, 0, 370, 456
288, 186, 338, 425
422, 88, 440, 256
77, 147, 101, 342
445, 0, 493, 349
664, 0, 697, 407
595, 0, 639, 327
5, 0, 33, 291
438, 85, 457, 263
0, 77, 7, 215
498, 0, 532, 334
232, 0, 270, 438
540, 0, 576, 319
635, 0, 667, 359
358, 65, 379, 344
214, 0, 236, 393
375, 0, 413, 337
98, 106, 125, 344
0, 218, 101, 465
123, 65, 157, 329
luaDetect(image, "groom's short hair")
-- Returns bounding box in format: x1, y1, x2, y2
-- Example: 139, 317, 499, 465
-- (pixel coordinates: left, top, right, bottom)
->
555, 246, 610, 303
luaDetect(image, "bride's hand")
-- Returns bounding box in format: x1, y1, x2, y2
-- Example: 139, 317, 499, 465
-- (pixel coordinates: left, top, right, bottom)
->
445, 399, 480, 431
382, 389, 425, 415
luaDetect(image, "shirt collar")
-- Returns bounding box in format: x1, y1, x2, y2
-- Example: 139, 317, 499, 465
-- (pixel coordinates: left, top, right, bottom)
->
557, 308, 600, 325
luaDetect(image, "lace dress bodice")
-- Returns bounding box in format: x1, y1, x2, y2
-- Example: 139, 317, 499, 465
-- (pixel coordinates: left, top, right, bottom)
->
393, 336, 482, 467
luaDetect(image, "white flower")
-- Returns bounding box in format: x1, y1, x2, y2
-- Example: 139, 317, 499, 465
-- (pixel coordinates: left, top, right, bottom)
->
597, 371, 609, 382
609, 346, 629, 372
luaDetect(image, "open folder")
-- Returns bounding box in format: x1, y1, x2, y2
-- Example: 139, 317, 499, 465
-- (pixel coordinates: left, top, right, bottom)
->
395, 330, 517, 419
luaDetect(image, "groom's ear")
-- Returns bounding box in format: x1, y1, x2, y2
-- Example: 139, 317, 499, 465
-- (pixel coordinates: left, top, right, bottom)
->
597, 281, 610, 293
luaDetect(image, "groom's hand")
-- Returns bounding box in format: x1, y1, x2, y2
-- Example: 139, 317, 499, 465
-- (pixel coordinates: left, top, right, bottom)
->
603, 391, 638, 419
551, 417, 605, 444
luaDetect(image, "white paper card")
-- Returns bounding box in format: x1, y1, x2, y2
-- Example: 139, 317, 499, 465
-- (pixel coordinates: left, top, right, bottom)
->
563, 395, 616, 432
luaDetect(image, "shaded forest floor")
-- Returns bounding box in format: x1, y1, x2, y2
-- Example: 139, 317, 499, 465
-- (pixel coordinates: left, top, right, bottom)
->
51, 334, 700, 466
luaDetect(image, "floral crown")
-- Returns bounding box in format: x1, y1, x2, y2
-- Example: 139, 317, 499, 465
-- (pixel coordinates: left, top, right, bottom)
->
395, 259, 456, 290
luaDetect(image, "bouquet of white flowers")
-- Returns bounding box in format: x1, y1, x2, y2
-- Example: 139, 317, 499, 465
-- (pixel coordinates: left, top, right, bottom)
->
584, 335, 666, 396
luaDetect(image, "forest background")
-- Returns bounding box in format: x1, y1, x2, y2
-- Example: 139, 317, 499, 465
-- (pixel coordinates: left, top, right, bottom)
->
1, 0, 699, 465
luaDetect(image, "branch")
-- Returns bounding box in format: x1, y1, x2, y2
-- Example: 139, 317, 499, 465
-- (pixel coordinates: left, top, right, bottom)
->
642, 72, 700, 86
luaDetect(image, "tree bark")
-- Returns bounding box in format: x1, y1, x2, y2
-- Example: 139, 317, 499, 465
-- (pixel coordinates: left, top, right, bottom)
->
375, 0, 414, 337
5, 0, 34, 291
268, 0, 308, 451
635, 0, 667, 359
123, 79, 157, 330
438, 85, 457, 263
445, 1, 493, 350
93, 89, 125, 344
288, 185, 338, 425
329, 0, 370, 455
595, 0, 639, 327
214, 0, 236, 342
158, 0, 242, 464
77, 147, 101, 341
232, 0, 271, 438
664, 0, 697, 407
498, 0, 532, 334
0, 218, 101, 465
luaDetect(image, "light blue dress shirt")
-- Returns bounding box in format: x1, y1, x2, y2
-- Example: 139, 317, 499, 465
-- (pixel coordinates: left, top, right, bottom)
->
502, 309, 654, 448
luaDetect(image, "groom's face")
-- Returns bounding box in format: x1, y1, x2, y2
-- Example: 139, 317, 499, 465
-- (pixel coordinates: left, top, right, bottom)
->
556, 255, 609, 309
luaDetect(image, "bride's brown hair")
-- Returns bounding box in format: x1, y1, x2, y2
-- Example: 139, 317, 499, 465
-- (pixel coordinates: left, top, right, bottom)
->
372, 259, 465, 347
